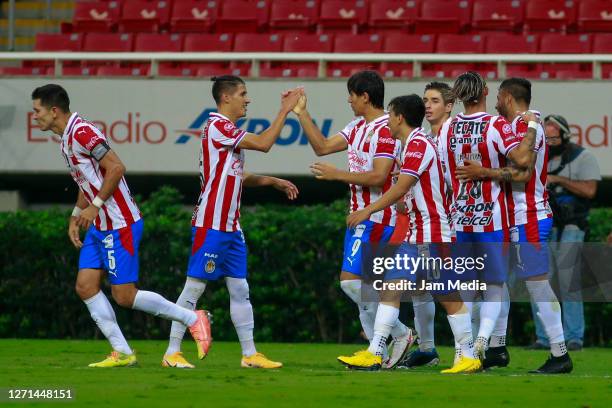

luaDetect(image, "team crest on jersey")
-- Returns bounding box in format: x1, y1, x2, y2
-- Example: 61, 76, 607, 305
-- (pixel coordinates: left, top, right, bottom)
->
223, 122, 234, 133
502, 123, 512, 135
205, 259, 216, 273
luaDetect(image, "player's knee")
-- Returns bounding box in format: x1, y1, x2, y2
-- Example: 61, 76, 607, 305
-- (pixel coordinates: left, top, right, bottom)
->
75, 280, 98, 300
227, 278, 250, 303
111, 286, 137, 308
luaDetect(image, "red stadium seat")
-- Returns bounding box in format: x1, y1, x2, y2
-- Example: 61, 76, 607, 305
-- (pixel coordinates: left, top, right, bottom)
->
577, 0, 612, 32
380, 62, 413, 78
83, 33, 134, 51
134, 33, 183, 52
318, 0, 369, 33
269, 0, 319, 32
170, 0, 217, 33
538, 33, 591, 53
216, 0, 270, 33
97, 66, 148, 77
367, 0, 418, 33
283, 33, 333, 52
436, 34, 485, 53
383, 33, 436, 53
73, 1, 120, 32
159, 63, 197, 77
184, 33, 234, 51
472, 0, 524, 32
0, 66, 51, 76
63, 66, 98, 76
118, 0, 171, 33
233, 33, 283, 51
35, 33, 83, 51
524, 0, 576, 32
593, 33, 612, 53
555, 69, 593, 79
414, 0, 472, 34
484, 33, 538, 53
329, 33, 382, 77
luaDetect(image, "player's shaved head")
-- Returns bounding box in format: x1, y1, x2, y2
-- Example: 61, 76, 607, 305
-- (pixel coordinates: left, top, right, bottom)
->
388, 94, 425, 128
31, 84, 70, 113
499, 77, 532, 105
347, 70, 385, 109
452, 71, 486, 106
211, 75, 245, 104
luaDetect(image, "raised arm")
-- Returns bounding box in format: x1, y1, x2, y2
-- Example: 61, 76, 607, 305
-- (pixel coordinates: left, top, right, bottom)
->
243, 172, 299, 200
294, 94, 348, 156
506, 111, 539, 169
311, 157, 394, 187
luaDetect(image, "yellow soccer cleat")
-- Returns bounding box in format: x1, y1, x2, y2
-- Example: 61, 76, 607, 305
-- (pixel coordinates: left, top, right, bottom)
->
162, 352, 195, 369
440, 356, 482, 374
88, 351, 137, 368
337, 350, 382, 371
241, 353, 283, 369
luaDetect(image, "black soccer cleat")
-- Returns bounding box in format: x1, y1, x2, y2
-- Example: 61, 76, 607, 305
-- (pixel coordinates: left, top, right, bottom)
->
483, 346, 510, 369
529, 353, 573, 374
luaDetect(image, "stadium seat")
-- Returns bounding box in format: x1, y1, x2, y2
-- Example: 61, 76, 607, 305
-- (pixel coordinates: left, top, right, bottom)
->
35, 33, 83, 51
436, 34, 485, 53
194, 64, 235, 77
216, 0, 270, 33
383, 33, 436, 53
82, 33, 134, 51
577, 0, 612, 32
524, 0, 577, 32
472, 0, 524, 32
159, 63, 197, 77
233, 33, 283, 52
97, 65, 149, 77
118, 0, 171, 33
134, 33, 183, 52
0, 66, 50, 76
170, 0, 216, 33
318, 0, 369, 33
63, 66, 98, 76
538, 33, 591, 53
592, 33, 612, 53
269, 0, 319, 32
367, 0, 418, 33
283, 33, 333, 52
379, 62, 413, 79
414, 0, 472, 34
73, 1, 120, 32
183, 33, 234, 51
329, 33, 382, 77
484, 33, 538, 53
555, 69, 593, 79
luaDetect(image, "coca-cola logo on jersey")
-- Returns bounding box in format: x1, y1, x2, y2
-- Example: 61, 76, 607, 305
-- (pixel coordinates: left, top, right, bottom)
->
405, 151, 424, 159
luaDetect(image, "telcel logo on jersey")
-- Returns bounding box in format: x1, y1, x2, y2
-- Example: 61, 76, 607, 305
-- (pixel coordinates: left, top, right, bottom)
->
175, 108, 334, 145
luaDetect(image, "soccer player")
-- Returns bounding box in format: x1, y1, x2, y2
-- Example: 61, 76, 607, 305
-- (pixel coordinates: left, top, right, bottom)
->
294, 70, 413, 368
438, 71, 538, 361
398, 81, 455, 369
455, 78, 573, 373
162, 76, 301, 369
31, 84, 211, 368
339, 94, 480, 374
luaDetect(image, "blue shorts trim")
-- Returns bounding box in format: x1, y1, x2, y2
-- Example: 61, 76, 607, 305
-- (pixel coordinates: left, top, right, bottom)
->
510, 218, 553, 279
455, 230, 509, 284
78, 219, 143, 285
342, 220, 394, 276
187, 227, 247, 281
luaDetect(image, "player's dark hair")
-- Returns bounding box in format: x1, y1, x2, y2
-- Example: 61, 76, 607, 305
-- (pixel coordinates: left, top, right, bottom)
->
347, 70, 385, 109
211, 75, 245, 104
499, 77, 532, 105
31, 84, 70, 112
388, 94, 425, 128
452, 71, 486, 105
424, 81, 455, 105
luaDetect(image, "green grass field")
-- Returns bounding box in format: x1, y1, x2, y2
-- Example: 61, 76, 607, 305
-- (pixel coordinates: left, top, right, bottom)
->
0, 339, 610, 408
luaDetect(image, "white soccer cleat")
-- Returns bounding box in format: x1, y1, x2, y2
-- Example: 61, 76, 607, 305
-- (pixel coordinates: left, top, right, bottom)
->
385, 328, 415, 369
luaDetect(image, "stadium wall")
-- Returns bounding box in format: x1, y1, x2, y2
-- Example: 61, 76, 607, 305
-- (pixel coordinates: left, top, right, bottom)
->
1, 78, 611, 177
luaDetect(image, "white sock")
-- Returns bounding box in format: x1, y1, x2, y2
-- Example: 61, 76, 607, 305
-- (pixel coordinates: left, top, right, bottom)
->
526, 280, 566, 356
412, 292, 435, 351
490, 284, 510, 347
477, 284, 504, 341
84, 291, 132, 355
455, 291, 477, 352
166, 277, 207, 355
132, 290, 197, 326
447, 311, 475, 359
368, 304, 398, 356
226, 277, 256, 357
340, 280, 375, 340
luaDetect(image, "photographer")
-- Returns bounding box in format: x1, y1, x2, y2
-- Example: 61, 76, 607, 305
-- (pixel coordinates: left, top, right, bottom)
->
528, 114, 601, 351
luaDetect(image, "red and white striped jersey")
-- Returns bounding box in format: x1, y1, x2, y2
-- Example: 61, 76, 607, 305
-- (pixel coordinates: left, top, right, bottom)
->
400, 127, 453, 243
506, 111, 552, 227
60, 112, 141, 231
192, 112, 246, 232
340, 114, 400, 226
439, 112, 520, 233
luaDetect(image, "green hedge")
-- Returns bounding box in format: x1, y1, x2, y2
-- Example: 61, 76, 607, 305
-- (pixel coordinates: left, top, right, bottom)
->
0, 186, 610, 346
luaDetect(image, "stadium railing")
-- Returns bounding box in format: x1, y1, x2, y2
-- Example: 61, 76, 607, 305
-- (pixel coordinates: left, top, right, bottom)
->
1, 52, 611, 79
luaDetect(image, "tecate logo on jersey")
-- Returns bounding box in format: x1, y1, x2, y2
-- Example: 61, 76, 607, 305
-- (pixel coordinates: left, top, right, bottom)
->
174, 108, 334, 145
